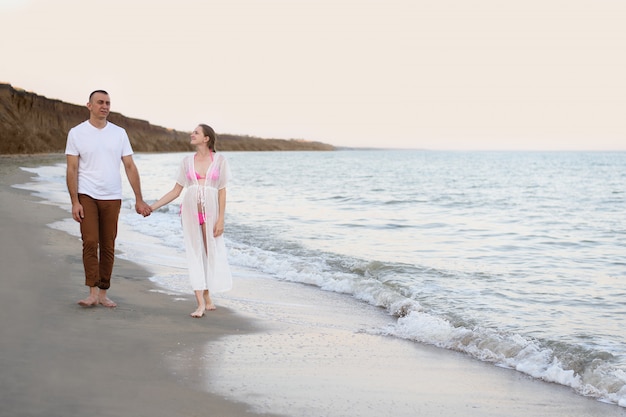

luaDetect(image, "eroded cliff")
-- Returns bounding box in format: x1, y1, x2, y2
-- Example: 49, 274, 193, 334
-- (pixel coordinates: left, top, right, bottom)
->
0, 84, 335, 154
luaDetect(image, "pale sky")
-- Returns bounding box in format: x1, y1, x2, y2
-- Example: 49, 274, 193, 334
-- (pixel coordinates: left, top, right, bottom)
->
1, 0, 624, 150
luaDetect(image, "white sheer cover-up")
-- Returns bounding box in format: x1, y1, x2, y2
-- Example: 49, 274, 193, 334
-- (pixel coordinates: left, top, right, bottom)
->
175, 153, 232, 292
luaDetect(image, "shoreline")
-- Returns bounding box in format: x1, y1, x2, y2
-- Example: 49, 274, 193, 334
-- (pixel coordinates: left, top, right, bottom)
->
2, 154, 626, 416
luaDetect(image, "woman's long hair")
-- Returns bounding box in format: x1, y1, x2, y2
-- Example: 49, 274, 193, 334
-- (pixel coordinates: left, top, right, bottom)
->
198, 124, 217, 151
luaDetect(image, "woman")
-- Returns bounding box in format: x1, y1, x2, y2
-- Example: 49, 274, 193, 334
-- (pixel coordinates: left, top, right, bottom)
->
150, 124, 232, 317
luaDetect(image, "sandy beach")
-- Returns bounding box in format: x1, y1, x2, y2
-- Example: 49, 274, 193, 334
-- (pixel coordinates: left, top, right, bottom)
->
2, 154, 625, 417
0, 155, 282, 417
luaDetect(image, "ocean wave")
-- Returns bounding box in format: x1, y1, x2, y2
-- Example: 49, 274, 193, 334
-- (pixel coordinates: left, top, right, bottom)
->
381, 310, 626, 407
224, 237, 626, 407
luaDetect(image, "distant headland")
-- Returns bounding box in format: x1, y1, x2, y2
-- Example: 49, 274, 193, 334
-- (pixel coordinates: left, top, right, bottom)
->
0, 83, 336, 154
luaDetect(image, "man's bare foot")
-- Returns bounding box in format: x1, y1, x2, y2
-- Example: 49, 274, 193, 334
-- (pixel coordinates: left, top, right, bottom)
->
77, 296, 98, 307
190, 307, 205, 318
98, 297, 117, 308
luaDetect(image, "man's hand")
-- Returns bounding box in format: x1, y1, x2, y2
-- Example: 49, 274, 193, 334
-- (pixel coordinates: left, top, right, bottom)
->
71, 202, 84, 223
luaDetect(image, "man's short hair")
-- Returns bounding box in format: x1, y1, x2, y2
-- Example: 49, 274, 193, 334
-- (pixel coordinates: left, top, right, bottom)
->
89, 90, 109, 101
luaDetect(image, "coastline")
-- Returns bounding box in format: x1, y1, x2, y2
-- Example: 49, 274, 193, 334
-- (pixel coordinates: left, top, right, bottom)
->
2, 154, 626, 417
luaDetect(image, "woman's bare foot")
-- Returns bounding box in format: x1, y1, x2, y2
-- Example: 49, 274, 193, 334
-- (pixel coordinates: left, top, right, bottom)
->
77, 296, 98, 307
204, 291, 216, 311
98, 296, 117, 308
190, 307, 205, 318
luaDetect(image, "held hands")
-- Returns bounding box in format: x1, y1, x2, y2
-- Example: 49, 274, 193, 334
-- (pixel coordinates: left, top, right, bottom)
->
73, 201, 152, 220
136, 200, 152, 217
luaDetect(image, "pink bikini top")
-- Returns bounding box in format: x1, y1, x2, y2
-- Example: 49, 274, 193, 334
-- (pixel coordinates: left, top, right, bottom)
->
187, 153, 219, 181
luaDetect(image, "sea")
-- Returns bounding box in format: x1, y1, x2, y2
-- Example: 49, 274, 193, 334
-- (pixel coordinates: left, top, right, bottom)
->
15, 149, 626, 409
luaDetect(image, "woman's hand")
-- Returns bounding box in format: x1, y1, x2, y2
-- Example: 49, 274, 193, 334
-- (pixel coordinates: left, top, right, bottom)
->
213, 218, 224, 237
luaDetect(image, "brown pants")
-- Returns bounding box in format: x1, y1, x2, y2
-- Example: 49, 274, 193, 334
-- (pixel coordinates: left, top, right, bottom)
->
78, 194, 121, 290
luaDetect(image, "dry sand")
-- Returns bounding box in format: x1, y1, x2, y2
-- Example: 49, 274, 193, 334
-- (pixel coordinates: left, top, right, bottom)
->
1, 154, 625, 417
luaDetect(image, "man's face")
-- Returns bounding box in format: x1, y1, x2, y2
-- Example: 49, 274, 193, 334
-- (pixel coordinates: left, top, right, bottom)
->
87, 93, 110, 119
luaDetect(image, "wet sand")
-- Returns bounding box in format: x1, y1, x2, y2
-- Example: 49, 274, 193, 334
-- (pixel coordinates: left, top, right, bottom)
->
0, 155, 282, 417
1, 154, 625, 417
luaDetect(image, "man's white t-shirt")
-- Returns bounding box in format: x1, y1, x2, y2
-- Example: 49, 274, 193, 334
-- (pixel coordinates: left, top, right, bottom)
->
65, 120, 134, 200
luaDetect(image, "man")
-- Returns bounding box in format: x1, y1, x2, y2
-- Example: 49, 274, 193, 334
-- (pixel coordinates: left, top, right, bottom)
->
65, 90, 151, 308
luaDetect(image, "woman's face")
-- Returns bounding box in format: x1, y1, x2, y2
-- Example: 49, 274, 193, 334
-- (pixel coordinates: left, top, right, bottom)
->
190, 126, 207, 145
